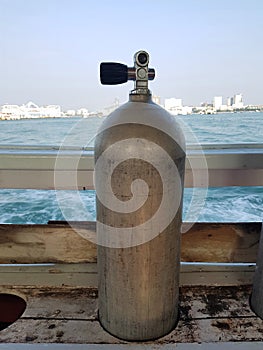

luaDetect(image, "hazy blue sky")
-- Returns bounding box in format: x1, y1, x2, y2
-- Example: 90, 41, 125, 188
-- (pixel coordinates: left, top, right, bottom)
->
1, 0, 263, 111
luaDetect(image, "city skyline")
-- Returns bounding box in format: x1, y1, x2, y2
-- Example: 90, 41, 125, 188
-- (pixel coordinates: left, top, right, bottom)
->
2, 92, 263, 120
0, 92, 252, 110
1, 1, 263, 110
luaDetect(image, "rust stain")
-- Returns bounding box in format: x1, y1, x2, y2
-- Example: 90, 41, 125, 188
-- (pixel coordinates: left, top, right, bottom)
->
213, 320, 231, 330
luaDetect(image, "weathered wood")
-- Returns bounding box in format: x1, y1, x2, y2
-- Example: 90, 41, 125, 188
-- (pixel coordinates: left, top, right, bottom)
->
0, 223, 97, 264
0, 344, 263, 350
0, 285, 262, 344
1, 317, 262, 343
0, 223, 260, 264
0, 343, 263, 349
181, 222, 261, 263
1, 285, 254, 320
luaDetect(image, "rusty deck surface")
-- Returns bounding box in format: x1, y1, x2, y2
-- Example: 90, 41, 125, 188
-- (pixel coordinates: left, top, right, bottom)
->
0, 343, 262, 349
0, 284, 262, 344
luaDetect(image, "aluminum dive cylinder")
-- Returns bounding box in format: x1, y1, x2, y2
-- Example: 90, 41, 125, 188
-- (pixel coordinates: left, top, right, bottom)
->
95, 51, 185, 341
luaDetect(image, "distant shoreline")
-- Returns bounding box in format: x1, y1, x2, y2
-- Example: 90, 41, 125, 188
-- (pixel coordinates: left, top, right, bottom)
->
0, 115, 103, 121
0, 109, 263, 121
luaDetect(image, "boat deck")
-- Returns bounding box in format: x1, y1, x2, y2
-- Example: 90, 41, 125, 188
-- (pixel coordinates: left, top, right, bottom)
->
0, 144, 262, 347
0, 273, 262, 346
0, 222, 262, 347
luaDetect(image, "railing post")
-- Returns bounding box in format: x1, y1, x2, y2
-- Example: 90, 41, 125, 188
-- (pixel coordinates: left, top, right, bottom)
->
251, 221, 263, 319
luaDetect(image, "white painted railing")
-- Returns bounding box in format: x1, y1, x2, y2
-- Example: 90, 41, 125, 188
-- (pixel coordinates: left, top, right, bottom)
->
0, 144, 262, 189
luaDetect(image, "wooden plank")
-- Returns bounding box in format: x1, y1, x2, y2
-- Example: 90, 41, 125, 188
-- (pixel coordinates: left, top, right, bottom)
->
0, 319, 118, 344
180, 285, 254, 319
181, 222, 261, 263
0, 223, 97, 264
0, 344, 263, 350
0, 285, 262, 344
0, 223, 261, 264
2, 285, 253, 320
1, 317, 262, 343
0, 263, 256, 288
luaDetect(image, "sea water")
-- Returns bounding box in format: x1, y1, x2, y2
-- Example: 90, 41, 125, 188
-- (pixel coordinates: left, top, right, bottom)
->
0, 112, 262, 224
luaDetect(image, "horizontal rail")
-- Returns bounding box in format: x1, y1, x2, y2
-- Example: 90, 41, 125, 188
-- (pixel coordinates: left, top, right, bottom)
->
0, 262, 256, 287
0, 144, 263, 189
0, 222, 260, 264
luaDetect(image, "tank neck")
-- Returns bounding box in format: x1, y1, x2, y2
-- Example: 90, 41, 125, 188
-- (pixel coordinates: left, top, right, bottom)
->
129, 93, 153, 103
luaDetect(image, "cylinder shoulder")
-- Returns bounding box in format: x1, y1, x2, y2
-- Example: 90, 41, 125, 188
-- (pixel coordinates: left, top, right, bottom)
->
97, 101, 185, 150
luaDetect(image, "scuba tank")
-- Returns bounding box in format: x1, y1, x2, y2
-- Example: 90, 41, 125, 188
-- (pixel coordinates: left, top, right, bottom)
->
95, 50, 185, 341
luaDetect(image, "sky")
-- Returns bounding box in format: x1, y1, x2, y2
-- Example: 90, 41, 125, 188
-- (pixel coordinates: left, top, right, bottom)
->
1, 0, 263, 111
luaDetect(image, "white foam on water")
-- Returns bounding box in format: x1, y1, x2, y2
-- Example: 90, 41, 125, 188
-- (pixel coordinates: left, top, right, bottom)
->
0, 113, 262, 224
185, 187, 263, 222
0, 187, 262, 224
0, 189, 95, 224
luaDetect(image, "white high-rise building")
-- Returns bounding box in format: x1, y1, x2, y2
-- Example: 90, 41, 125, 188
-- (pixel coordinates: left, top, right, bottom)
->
232, 94, 244, 108
213, 96, 223, 110
164, 98, 182, 111
152, 95, 161, 105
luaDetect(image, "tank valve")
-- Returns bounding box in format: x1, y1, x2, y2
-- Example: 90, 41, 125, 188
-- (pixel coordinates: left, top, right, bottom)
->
100, 50, 155, 96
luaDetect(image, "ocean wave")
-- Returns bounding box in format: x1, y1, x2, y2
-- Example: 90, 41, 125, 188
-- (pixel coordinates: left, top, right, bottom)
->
0, 187, 262, 224
184, 187, 263, 222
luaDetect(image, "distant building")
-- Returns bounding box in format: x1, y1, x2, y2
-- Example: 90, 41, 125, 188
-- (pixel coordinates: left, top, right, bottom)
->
164, 98, 192, 115
0, 104, 22, 119
201, 102, 213, 108
226, 94, 244, 109
0, 101, 61, 119
227, 97, 232, 107
232, 94, 244, 109
213, 96, 223, 110
21, 102, 61, 118
152, 95, 161, 105
219, 104, 229, 111
164, 98, 182, 111
44, 105, 61, 118
22, 101, 42, 118
65, 109, 76, 116
77, 108, 89, 117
